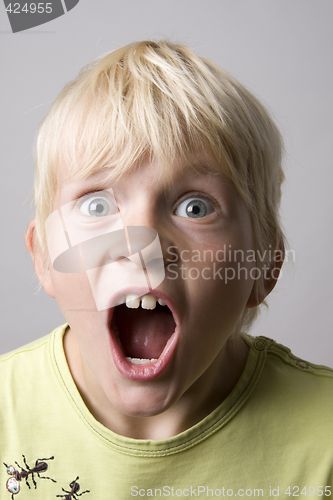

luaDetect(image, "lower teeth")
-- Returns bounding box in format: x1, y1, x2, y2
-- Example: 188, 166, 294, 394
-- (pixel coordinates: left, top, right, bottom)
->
126, 357, 158, 365
113, 324, 158, 365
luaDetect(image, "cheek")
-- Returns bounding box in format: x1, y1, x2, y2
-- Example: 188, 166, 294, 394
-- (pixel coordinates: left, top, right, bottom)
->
49, 268, 97, 313
183, 227, 255, 294
179, 229, 256, 334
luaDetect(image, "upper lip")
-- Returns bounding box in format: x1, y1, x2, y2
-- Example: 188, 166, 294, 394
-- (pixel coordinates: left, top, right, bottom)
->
107, 287, 179, 331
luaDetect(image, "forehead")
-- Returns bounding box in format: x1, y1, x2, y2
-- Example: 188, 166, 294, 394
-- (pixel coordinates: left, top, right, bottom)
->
54, 154, 228, 206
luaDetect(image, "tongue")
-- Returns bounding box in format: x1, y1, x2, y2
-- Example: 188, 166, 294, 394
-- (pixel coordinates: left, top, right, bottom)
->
115, 308, 175, 359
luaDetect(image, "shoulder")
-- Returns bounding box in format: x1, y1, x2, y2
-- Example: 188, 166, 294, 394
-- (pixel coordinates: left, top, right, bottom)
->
245, 335, 333, 429
0, 324, 68, 437
247, 334, 333, 380
264, 335, 333, 386
0, 335, 51, 363
0, 325, 67, 386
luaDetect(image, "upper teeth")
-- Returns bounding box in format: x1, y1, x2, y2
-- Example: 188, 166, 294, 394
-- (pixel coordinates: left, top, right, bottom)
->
125, 294, 166, 310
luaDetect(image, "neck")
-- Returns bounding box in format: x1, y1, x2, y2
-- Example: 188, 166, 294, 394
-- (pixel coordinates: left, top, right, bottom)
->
64, 328, 248, 440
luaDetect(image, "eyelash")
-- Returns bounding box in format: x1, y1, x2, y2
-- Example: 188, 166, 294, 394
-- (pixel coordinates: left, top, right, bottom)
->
75, 190, 218, 219
76, 190, 111, 203
174, 192, 218, 214
76, 191, 118, 217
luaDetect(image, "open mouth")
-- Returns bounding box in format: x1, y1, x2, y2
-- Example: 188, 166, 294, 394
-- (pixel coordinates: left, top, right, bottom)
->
109, 293, 177, 378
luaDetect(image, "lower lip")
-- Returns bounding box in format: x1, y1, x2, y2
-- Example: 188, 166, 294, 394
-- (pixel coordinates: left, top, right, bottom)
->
108, 313, 178, 381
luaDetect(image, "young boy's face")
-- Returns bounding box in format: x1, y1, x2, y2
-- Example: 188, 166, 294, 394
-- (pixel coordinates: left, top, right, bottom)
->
42, 156, 256, 429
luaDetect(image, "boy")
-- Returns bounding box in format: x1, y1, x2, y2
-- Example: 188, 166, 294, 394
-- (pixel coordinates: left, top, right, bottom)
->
1, 41, 332, 498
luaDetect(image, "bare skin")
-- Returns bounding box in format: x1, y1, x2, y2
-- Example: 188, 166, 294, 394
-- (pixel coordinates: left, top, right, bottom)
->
27, 157, 279, 440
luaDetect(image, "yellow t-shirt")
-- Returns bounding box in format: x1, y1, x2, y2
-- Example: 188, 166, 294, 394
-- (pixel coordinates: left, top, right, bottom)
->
1, 325, 332, 499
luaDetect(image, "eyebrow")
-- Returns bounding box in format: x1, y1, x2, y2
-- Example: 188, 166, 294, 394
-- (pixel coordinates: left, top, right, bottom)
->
62, 158, 223, 198
58, 173, 116, 204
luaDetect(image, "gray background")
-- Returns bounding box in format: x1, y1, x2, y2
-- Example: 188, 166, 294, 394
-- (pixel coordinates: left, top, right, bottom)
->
0, 0, 332, 366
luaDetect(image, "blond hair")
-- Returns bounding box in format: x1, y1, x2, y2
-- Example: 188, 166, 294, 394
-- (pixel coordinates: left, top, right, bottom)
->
33, 40, 284, 331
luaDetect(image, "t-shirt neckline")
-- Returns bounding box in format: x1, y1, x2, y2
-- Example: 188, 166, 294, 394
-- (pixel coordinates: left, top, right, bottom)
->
51, 324, 266, 457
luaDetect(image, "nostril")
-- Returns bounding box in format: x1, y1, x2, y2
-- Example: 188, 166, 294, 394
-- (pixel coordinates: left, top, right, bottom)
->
114, 255, 131, 262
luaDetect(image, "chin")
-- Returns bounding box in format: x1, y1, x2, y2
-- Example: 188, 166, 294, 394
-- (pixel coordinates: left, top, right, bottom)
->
112, 379, 178, 419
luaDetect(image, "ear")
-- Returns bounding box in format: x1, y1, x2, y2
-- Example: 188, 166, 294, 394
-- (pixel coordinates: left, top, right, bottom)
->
25, 220, 55, 298
246, 240, 285, 308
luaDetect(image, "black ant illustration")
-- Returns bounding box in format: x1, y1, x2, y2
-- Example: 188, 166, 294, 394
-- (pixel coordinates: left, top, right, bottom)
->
3, 455, 56, 498
56, 476, 90, 499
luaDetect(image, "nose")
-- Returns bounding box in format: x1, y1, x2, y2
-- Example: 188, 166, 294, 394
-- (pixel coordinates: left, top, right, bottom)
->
79, 224, 163, 277
83, 193, 161, 266
81, 223, 166, 311
119, 197, 159, 231
80, 228, 130, 268
121, 205, 175, 270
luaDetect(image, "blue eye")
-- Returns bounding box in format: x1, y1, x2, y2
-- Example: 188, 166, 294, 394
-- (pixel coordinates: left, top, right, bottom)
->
175, 197, 215, 218
79, 195, 117, 217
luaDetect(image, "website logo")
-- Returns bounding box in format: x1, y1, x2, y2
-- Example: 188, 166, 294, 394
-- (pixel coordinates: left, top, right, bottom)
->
45, 189, 165, 312
3, 0, 80, 33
